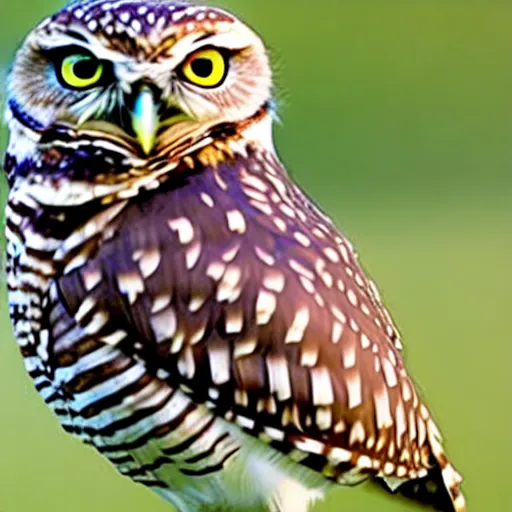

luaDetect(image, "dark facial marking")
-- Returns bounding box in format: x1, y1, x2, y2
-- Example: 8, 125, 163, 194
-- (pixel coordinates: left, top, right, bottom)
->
8, 98, 45, 133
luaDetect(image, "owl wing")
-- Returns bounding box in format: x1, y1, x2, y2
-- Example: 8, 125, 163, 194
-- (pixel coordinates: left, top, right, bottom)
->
55, 148, 464, 510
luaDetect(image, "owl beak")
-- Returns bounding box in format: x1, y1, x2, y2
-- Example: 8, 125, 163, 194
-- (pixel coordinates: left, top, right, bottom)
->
131, 85, 160, 155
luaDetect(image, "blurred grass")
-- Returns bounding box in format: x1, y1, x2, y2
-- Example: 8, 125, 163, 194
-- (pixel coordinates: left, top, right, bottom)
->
1, 1, 511, 511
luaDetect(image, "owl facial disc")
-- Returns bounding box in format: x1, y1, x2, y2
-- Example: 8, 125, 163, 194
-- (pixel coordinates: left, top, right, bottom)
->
6, 1, 273, 161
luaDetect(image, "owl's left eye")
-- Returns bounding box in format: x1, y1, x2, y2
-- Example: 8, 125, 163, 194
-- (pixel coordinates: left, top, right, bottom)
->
181, 48, 228, 88
58, 54, 104, 89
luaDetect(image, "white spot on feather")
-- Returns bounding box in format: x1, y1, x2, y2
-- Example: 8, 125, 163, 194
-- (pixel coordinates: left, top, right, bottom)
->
285, 306, 310, 343
168, 217, 194, 244
150, 306, 177, 343
256, 290, 277, 325
311, 367, 334, 406
119, 11, 131, 24
226, 209, 247, 234
265, 356, 291, 401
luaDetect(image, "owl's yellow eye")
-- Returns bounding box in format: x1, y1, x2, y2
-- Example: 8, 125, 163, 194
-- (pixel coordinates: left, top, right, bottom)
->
181, 48, 227, 88
59, 54, 104, 89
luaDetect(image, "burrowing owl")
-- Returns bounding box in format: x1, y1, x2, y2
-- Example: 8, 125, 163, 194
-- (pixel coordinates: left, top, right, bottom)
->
3, 1, 466, 511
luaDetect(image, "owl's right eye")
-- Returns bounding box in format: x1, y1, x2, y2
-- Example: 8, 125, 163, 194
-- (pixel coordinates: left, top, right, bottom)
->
58, 53, 105, 90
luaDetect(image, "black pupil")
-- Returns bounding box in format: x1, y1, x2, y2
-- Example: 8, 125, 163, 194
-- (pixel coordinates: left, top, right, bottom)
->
73, 58, 99, 79
191, 57, 214, 78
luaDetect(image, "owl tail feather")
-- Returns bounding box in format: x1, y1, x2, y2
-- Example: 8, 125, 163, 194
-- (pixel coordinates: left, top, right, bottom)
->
378, 464, 465, 512
377, 418, 466, 512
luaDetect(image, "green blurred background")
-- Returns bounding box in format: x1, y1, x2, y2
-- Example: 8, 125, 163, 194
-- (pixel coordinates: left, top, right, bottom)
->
1, 1, 510, 511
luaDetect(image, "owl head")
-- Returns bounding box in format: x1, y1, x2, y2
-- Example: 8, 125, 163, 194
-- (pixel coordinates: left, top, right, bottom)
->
5, 0, 274, 200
